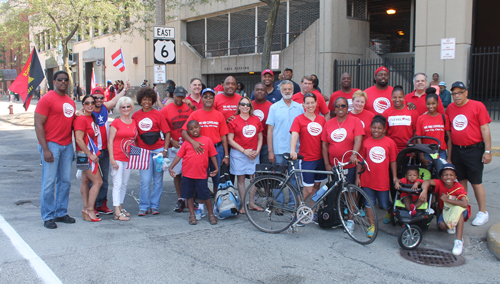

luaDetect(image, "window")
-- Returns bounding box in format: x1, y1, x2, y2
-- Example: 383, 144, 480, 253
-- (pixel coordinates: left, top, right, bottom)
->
207, 14, 228, 57
186, 19, 205, 56
347, 0, 368, 20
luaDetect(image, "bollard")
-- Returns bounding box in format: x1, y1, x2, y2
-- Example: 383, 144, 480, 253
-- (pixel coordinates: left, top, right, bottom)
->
8, 104, 14, 115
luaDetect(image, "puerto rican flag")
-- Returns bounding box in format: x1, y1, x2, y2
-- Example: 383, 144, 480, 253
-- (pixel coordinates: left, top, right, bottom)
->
111, 49, 126, 72
127, 145, 150, 170
91, 68, 97, 90
87, 134, 101, 175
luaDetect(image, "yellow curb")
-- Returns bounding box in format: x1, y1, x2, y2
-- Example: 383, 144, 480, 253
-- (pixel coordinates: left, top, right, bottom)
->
487, 222, 500, 260
492, 147, 500, 157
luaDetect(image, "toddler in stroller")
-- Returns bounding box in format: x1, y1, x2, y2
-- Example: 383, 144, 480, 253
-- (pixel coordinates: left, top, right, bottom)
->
395, 168, 423, 217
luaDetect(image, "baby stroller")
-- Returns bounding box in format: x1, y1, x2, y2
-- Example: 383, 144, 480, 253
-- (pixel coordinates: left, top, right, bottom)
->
392, 136, 443, 250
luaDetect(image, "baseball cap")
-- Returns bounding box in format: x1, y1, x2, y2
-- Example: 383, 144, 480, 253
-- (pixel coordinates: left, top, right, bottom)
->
438, 81, 446, 87
107, 80, 112, 84
439, 163, 457, 177
262, 69, 274, 76
284, 68, 293, 72
174, 86, 187, 97
91, 87, 105, 95
451, 81, 467, 90
202, 88, 215, 97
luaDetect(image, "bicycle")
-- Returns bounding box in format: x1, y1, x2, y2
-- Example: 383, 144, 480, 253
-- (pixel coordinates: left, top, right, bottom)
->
243, 152, 378, 245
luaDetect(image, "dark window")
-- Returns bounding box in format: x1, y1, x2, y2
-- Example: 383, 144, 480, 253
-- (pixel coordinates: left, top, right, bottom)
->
258, 4, 287, 52
186, 19, 205, 56
230, 9, 255, 55
347, 0, 368, 20
288, 0, 320, 45
206, 14, 228, 57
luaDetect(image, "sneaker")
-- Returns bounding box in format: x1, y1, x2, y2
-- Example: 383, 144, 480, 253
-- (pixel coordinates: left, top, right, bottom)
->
447, 227, 456, 235
174, 199, 186, 212
345, 220, 355, 232
472, 211, 489, 226
54, 215, 76, 223
138, 210, 147, 216
367, 225, 375, 238
410, 210, 416, 217
96, 201, 113, 215
383, 212, 391, 224
201, 207, 207, 218
151, 208, 160, 215
195, 208, 203, 220
452, 239, 464, 256
43, 219, 57, 229
313, 213, 318, 225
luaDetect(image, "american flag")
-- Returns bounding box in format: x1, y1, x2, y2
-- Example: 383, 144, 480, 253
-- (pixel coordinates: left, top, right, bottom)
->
127, 145, 150, 170
111, 49, 126, 72
87, 134, 101, 175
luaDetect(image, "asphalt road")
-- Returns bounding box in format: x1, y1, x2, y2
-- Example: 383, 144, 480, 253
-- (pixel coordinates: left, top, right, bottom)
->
1, 120, 499, 284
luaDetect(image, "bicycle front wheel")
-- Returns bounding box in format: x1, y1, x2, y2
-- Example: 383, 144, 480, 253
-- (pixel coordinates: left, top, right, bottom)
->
337, 184, 378, 244
244, 175, 299, 233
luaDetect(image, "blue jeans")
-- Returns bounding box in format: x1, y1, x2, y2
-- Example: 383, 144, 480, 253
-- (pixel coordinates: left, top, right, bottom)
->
363, 187, 391, 210
92, 149, 109, 207
259, 144, 270, 164
424, 150, 448, 175
139, 147, 164, 211
38, 143, 74, 221
208, 144, 224, 190
275, 154, 299, 190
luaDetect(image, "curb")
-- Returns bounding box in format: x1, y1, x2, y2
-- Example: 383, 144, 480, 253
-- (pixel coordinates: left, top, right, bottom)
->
492, 147, 500, 157
487, 222, 500, 260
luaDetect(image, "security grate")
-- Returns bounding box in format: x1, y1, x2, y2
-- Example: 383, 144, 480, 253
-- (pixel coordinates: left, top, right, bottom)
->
347, 0, 368, 20
207, 14, 228, 57
399, 248, 466, 267
187, 19, 205, 56
288, 0, 320, 45
230, 8, 256, 55
257, 4, 287, 52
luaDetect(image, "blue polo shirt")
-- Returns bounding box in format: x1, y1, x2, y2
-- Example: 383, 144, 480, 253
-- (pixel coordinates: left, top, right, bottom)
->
266, 99, 304, 155
250, 87, 283, 104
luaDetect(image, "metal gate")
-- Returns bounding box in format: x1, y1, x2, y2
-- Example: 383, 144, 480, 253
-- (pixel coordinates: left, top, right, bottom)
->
333, 57, 415, 93
469, 46, 500, 120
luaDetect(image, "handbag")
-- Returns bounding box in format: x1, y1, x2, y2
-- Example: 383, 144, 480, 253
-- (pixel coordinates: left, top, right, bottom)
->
442, 188, 469, 229
140, 132, 161, 145
76, 152, 90, 171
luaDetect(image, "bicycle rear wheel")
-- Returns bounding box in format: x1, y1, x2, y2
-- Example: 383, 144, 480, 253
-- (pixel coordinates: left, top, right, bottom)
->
244, 175, 299, 233
337, 184, 378, 244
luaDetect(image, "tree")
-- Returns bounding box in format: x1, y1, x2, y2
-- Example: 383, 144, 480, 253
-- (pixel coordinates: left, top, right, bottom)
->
259, 0, 280, 70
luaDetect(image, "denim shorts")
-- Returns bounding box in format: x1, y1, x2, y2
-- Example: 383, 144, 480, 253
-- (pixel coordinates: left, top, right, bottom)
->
363, 187, 391, 210
437, 209, 468, 224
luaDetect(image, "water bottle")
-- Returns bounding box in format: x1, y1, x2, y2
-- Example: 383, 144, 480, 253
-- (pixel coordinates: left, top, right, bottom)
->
312, 185, 328, 202
179, 137, 183, 145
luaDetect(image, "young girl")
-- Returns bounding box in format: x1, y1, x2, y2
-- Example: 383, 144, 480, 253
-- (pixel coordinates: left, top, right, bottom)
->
416, 88, 452, 174
356, 115, 398, 237
395, 168, 423, 217
420, 164, 469, 256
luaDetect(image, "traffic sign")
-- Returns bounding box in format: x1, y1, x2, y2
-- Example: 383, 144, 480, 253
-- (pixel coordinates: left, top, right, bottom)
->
154, 27, 175, 39
154, 65, 166, 83
153, 39, 176, 64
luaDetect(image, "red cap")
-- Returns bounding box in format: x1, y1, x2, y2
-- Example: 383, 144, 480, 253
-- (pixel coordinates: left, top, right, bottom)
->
91, 87, 105, 95
262, 69, 274, 76
375, 66, 389, 76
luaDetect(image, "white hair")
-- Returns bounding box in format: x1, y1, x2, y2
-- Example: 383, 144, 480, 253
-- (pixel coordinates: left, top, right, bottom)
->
116, 96, 134, 111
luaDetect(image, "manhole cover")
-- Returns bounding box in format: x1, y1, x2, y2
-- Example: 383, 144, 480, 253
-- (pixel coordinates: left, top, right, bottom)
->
399, 248, 465, 267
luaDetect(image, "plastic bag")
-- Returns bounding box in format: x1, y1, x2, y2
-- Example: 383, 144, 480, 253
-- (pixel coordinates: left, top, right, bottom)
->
76, 170, 82, 180
154, 153, 164, 172
162, 157, 171, 171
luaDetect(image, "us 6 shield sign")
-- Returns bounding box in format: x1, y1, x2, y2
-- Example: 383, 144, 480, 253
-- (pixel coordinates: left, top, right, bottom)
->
154, 39, 176, 64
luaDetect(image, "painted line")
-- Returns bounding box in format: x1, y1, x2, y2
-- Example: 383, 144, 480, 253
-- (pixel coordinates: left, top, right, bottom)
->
0, 215, 62, 284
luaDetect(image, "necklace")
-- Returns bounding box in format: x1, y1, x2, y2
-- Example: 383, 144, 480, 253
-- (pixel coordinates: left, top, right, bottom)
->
337, 116, 347, 130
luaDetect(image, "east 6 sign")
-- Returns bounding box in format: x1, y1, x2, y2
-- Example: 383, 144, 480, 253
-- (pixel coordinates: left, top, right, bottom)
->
153, 39, 176, 64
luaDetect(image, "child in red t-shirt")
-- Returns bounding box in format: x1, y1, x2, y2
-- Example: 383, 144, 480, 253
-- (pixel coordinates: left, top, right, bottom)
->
169, 120, 219, 225
420, 164, 468, 256
395, 168, 423, 217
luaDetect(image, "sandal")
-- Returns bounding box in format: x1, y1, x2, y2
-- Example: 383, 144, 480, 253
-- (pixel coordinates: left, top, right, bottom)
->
189, 215, 197, 225
114, 213, 130, 221
248, 206, 264, 212
121, 209, 131, 217
209, 214, 218, 225
239, 209, 246, 214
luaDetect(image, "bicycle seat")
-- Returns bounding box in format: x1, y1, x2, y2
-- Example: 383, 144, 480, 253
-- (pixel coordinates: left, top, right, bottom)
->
282, 153, 304, 161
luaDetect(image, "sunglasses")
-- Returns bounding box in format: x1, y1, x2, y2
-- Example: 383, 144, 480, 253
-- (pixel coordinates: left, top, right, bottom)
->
335, 104, 348, 109
121, 105, 131, 109
93, 96, 105, 100
83, 101, 95, 106
203, 95, 214, 99
239, 102, 251, 107
56, 78, 69, 82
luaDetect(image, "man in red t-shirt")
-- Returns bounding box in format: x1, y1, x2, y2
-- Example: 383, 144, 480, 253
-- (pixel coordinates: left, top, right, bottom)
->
186, 78, 203, 110
446, 81, 492, 226
405, 73, 445, 115
364, 67, 394, 115
329, 72, 360, 115
213, 76, 242, 123
34, 70, 76, 229
292, 75, 329, 118
252, 82, 273, 164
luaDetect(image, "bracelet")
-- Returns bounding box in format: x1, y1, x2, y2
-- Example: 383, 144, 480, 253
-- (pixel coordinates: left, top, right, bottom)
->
485, 150, 491, 154
224, 155, 229, 159
163, 149, 168, 152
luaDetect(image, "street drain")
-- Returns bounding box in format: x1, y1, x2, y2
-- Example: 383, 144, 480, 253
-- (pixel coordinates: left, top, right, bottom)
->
399, 248, 465, 267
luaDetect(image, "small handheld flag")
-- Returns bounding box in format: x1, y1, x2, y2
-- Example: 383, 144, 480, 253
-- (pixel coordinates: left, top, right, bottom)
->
111, 49, 126, 72
87, 134, 101, 175
127, 145, 150, 170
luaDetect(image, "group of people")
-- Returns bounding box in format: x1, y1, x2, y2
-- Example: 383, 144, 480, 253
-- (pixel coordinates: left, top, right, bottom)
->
35, 67, 492, 255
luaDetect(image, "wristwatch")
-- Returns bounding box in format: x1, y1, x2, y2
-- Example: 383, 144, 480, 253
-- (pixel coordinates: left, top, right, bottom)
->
485, 150, 491, 154
224, 156, 230, 159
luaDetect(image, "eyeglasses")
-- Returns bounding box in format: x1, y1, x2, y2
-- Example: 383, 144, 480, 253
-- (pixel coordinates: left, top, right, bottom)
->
203, 95, 214, 99
335, 104, 348, 109
451, 90, 466, 96
83, 101, 95, 106
121, 105, 131, 109
239, 102, 251, 107
93, 96, 105, 100
56, 78, 69, 82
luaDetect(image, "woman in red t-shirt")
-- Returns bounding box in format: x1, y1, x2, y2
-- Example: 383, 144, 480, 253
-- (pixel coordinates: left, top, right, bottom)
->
290, 93, 327, 206
228, 97, 263, 214
108, 97, 138, 221
74, 95, 102, 222
349, 90, 375, 139
416, 90, 452, 174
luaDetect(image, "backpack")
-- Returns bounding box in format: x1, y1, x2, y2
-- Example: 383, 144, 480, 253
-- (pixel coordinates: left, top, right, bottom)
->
317, 181, 342, 228
213, 164, 241, 219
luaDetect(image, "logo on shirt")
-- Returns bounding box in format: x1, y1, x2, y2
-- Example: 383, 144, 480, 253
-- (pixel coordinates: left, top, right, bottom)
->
330, 128, 347, 142
453, 114, 468, 131
138, 118, 153, 131
63, 103, 74, 118
242, 125, 257, 138
373, 97, 391, 114
369, 146, 386, 163
387, 115, 412, 126
307, 122, 323, 136
360, 120, 365, 128
254, 109, 265, 121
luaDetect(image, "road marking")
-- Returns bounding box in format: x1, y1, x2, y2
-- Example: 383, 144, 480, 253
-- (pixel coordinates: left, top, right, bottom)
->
0, 215, 62, 284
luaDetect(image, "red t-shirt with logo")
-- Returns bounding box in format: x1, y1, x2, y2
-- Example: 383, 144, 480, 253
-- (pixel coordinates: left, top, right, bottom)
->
290, 114, 326, 161
360, 136, 398, 191
328, 88, 360, 112
182, 109, 229, 144
382, 107, 419, 151
349, 110, 375, 139
35, 90, 75, 145
433, 179, 468, 211
364, 85, 394, 115
416, 113, 450, 150
186, 94, 203, 110
110, 118, 138, 162
321, 115, 364, 167
252, 100, 273, 146
213, 93, 242, 121
292, 91, 329, 115
73, 115, 99, 151
405, 91, 445, 115
446, 100, 492, 146
132, 109, 171, 150
177, 136, 217, 179
228, 115, 263, 150
160, 103, 193, 141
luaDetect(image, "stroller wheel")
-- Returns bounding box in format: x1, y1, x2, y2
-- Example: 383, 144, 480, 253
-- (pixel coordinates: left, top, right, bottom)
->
398, 225, 422, 250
